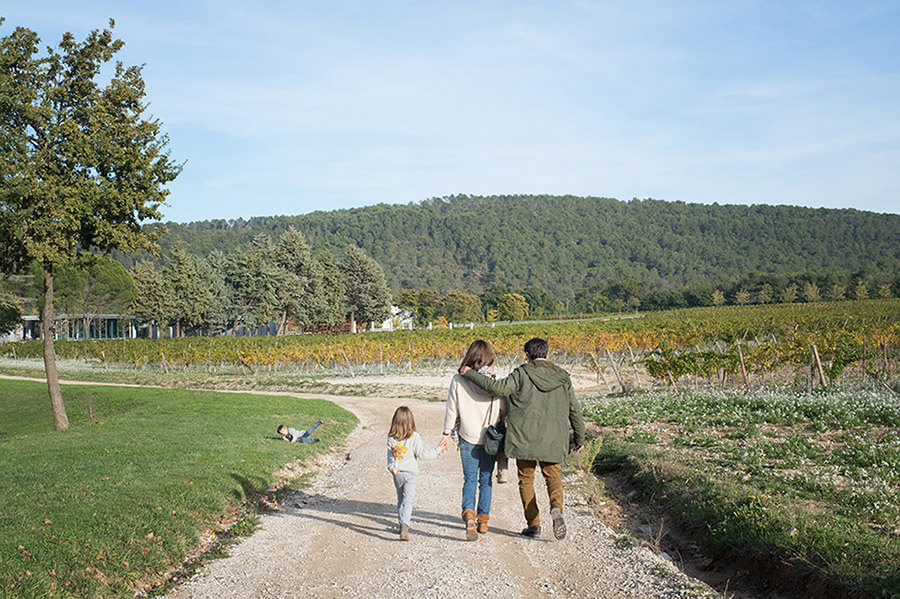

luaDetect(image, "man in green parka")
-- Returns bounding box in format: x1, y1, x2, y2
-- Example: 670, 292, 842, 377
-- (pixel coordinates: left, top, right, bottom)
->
460, 337, 585, 539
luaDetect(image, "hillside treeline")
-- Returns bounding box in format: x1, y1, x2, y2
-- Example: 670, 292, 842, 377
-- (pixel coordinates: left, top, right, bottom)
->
127, 195, 899, 312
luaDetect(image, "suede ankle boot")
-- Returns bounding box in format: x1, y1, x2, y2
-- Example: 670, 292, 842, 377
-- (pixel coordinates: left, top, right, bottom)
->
476, 513, 490, 534
462, 509, 478, 541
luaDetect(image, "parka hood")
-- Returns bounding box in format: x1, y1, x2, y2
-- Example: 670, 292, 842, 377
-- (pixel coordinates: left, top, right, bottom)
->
522, 359, 570, 392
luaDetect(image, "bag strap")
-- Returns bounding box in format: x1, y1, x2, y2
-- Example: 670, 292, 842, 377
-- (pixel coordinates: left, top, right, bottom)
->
484, 394, 496, 428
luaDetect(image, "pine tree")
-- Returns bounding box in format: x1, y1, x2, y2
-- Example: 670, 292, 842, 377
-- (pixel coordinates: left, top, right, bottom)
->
276, 228, 322, 333
131, 262, 172, 338
340, 246, 391, 333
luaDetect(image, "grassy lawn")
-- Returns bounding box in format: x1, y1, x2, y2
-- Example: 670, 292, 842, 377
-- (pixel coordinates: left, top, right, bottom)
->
582, 387, 900, 597
0, 379, 356, 598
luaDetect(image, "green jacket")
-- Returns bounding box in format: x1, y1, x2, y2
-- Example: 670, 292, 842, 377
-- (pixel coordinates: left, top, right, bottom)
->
463, 358, 585, 464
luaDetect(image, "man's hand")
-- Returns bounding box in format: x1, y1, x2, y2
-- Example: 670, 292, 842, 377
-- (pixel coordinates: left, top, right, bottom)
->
438, 434, 450, 452
571, 444, 584, 454
459, 365, 471, 375
391, 467, 399, 475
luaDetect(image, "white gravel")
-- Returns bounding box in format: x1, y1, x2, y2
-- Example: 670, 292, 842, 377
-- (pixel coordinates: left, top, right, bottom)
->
162, 391, 715, 599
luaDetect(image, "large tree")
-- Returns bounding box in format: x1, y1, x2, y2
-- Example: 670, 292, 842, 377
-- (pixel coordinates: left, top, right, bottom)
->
227, 234, 282, 334
0, 20, 181, 429
316, 251, 346, 329
163, 245, 211, 337
130, 261, 171, 338
275, 228, 322, 333
340, 245, 391, 333
497, 292, 529, 322
202, 249, 235, 335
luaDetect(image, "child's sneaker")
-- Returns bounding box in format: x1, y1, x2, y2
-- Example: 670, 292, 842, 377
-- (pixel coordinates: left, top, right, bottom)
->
521, 525, 541, 538
551, 506, 566, 540
399, 524, 409, 541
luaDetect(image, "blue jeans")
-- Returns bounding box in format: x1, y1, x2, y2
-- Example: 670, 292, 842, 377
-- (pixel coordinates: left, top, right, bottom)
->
459, 439, 497, 515
298, 421, 319, 443
392, 471, 417, 525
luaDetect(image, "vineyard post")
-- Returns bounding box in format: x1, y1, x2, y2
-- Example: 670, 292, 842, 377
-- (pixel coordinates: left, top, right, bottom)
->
883, 335, 888, 375
861, 338, 867, 377
341, 348, 355, 377
811, 344, 827, 388
589, 352, 612, 393
737, 342, 749, 388
379, 344, 384, 375
666, 368, 678, 392
408, 343, 413, 372
605, 348, 626, 393
627, 345, 640, 389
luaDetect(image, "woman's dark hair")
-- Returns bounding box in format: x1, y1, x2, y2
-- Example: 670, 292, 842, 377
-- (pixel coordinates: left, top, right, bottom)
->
460, 339, 495, 371
524, 337, 549, 359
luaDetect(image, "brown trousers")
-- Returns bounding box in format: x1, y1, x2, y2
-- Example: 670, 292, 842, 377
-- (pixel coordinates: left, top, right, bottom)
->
516, 459, 563, 527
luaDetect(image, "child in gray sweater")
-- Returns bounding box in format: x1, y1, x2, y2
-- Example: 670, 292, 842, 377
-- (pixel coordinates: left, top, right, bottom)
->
387, 406, 443, 540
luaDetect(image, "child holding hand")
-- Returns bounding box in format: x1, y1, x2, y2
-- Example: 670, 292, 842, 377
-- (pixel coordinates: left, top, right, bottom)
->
387, 406, 443, 540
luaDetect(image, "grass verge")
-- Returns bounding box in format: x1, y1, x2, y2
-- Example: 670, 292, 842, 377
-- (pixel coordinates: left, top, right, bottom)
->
0, 379, 356, 598
582, 387, 900, 598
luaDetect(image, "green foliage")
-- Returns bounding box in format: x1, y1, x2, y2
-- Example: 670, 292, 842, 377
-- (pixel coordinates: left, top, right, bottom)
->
0, 20, 180, 272
276, 228, 323, 331
340, 245, 391, 328
130, 261, 171, 332
442, 289, 481, 322
0, 291, 20, 335
497, 293, 528, 322
163, 245, 211, 336
0, 379, 356, 598
316, 251, 346, 328
42, 253, 136, 338
132, 196, 900, 310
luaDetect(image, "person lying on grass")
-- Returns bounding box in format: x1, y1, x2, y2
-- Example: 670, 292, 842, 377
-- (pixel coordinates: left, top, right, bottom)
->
277, 421, 322, 443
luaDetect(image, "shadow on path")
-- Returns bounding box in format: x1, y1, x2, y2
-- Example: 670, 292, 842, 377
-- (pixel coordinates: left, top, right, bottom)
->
282, 491, 532, 542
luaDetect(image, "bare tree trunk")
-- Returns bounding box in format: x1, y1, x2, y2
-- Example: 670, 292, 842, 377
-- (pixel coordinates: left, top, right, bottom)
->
41, 265, 69, 431
277, 310, 288, 336
350, 311, 357, 334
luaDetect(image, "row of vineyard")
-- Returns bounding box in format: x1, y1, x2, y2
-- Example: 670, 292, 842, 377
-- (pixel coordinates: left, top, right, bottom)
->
3, 300, 898, 387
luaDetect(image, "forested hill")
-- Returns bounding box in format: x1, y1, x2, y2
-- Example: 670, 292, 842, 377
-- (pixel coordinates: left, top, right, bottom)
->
146, 195, 900, 300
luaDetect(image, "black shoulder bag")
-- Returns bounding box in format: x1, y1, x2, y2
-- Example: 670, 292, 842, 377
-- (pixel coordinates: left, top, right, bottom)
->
483, 396, 505, 456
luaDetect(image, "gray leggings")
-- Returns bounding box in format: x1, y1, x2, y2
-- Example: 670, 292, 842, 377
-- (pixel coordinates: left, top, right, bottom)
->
392, 471, 417, 525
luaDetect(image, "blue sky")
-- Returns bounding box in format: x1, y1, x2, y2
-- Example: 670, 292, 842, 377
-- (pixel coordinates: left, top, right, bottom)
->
5, 1, 899, 222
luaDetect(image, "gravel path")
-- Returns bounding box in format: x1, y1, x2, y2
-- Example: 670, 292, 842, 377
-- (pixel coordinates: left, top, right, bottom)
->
164, 392, 713, 599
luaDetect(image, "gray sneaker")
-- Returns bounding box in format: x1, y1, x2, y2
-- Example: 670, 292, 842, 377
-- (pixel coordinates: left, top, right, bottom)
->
551, 507, 566, 540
